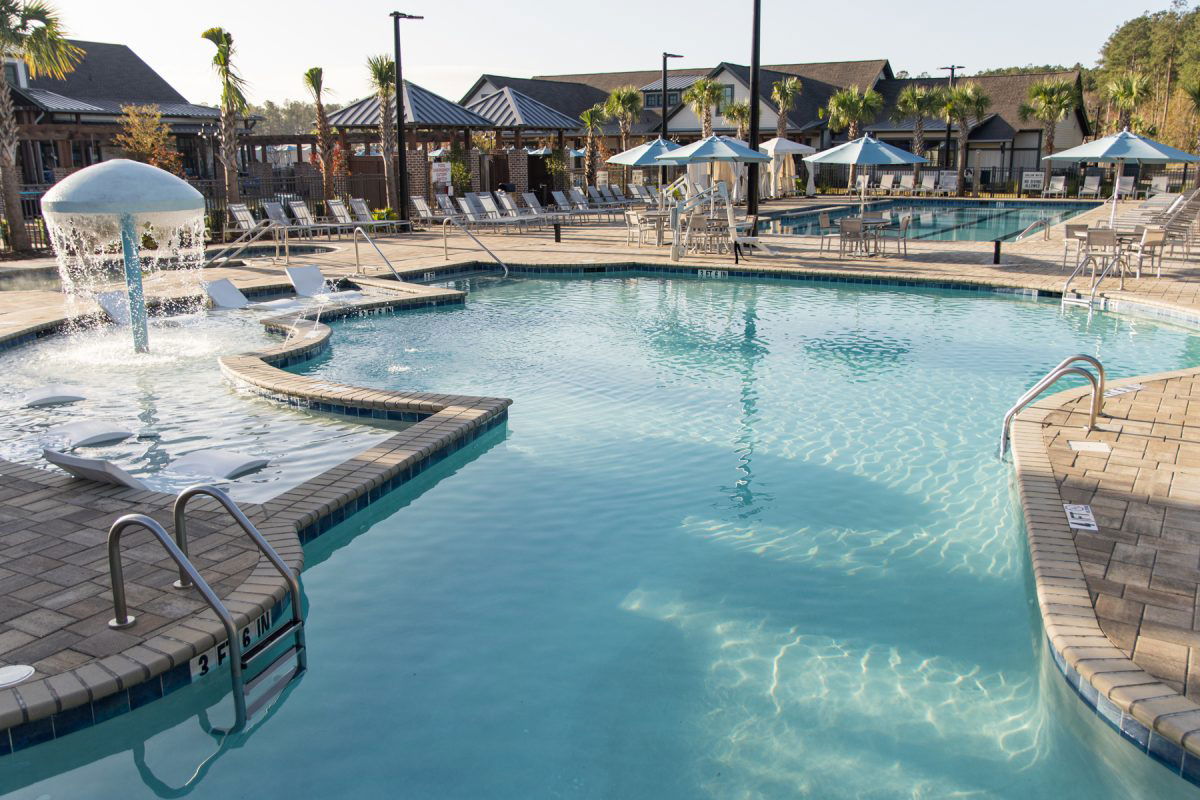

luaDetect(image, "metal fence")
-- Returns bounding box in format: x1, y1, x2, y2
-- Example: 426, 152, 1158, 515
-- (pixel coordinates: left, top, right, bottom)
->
188, 173, 393, 229
809, 162, 1198, 198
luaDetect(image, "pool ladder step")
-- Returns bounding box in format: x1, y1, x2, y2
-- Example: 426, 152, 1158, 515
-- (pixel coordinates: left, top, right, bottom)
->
105, 484, 308, 734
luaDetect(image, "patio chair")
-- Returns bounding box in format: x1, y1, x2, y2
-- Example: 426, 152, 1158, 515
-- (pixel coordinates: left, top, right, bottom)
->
1042, 176, 1067, 198
285, 265, 363, 303
497, 194, 542, 227
478, 195, 529, 231
569, 189, 617, 221
520, 193, 570, 224
289, 199, 350, 238
877, 215, 912, 256
912, 173, 937, 196
329, 198, 393, 236
1061, 223, 1090, 271
608, 187, 638, 207
226, 203, 261, 239
624, 210, 656, 246
895, 174, 915, 195
350, 198, 410, 234
1143, 175, 1170, 199
1115, 176, 1135, 200
815, 211, 839, 255
729, 214, 773, 256
456, 197, 514, 231
1078, 175, 1102, 199
409, 196, 447, 225
1128, 226, 1167, 278
262, 201, 329, 240
876, 174, 895, 196
203, 278, 306, 312
435, 194, 461, 218
837, 218, 876, 259
1079, 228, 1121, 280
934, 174, 957, 196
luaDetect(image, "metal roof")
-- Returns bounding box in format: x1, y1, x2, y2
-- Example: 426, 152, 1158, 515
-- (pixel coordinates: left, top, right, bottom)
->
637, 75, 702, 92
13, 87, 219, 119
464, 87, 580, 131
328, 81, 492, 129
18, 88, 102, 113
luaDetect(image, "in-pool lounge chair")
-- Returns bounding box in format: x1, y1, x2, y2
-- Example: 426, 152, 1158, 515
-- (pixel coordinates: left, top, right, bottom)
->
285, 265, 363, 302
43, 448, 269, 489
204, 278, 306, 312
47, 420, 133, 447
24, 385, 85, 408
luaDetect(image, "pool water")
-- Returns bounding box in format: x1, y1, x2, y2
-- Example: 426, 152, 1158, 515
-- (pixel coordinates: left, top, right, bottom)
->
5, 275, 1200, 799
0, 307, 393, 502
765, 200, 1098, 241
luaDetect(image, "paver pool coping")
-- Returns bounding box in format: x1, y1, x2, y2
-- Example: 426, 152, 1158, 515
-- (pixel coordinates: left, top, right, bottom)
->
0, 256, 1198, 789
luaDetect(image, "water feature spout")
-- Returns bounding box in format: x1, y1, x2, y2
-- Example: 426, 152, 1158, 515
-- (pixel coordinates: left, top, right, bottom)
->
41, 160, 206, 353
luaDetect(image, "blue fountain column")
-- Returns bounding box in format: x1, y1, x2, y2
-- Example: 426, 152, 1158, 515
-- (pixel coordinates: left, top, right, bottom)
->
118, 213, 150, 353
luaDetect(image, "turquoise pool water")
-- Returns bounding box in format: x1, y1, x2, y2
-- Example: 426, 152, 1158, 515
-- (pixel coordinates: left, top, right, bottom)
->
765, 200, 1098, 241
4, 274, 1200, 798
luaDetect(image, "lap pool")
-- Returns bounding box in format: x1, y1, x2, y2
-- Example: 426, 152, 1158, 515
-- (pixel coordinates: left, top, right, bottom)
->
3, 274, 1199, 798
764, 199, 1099, 241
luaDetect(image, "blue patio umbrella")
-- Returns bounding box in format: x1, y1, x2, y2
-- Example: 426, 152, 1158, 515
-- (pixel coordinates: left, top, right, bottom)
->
654, 135, 770, 165
427, 147, 449, 158
1043, 128, 1200, 225
608, 137, 682, 166
525, 146, 554, 156
804, 135, 927, 211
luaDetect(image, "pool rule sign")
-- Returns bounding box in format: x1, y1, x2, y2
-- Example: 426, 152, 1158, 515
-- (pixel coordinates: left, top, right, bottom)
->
190, 608, 274, 680
1063, 504, 1099, 531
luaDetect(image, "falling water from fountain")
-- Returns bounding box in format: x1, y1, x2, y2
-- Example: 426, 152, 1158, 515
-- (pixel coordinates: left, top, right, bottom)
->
40, 159, 207, 353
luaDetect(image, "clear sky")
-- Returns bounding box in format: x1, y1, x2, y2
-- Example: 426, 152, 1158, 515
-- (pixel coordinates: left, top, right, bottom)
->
55, 0, 1149, 107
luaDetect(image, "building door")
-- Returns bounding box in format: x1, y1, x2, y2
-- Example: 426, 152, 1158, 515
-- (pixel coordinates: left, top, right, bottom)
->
527, 156, 552, 203
487, 154, 510, 192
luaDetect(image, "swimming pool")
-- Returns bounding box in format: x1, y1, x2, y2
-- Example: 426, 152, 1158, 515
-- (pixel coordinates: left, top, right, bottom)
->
4, 274, 1199, 798
764, 199, 1099, 242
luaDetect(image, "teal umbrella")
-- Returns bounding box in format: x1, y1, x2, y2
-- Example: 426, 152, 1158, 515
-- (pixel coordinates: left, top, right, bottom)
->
804, 135, 926, 211
654, 135, 770, 165
1043, 128, 1200, 225
525, 146, 554, 156
608, 137, 681, 166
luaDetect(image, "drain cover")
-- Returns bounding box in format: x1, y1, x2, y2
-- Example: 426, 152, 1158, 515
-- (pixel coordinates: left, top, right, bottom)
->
0, 664, 34, 688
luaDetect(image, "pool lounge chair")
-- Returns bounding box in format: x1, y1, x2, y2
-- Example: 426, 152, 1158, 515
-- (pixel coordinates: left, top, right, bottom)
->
1078, 175, 1102, 199
350, 198, 410, 234
1115, 176, 1135, 200
24, 385, 85, 408
520, 193, 570, 224
934, 174, 958, 196
329, 198, 393, 236
559, 190, 613, 222
285, 265, 364, 303
47, 420, 134, 448
262, 201, 330, 240
874, 175, 895, 196
478, 195, 530, 231
43, 448, 269, 489
456, 198, 518, 231
586, 186, 621, 209
911, 173, 937, 196
1142, 175, 1170, 199
497, 194, 544, 227
434, 194, 462, 219
290, 199, 353, 239
1042, 176, 1067, 198
895, 174, 915, 195
204, 278, 306, 312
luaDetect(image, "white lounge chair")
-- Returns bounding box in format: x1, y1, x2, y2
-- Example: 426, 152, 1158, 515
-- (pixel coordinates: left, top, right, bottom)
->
1042, 176, 1066, 198
912, 173, 936, 196
171, 450, 270, 480
1115, 176, 1135, 199
47, 420, 133, 447
350, 198, 410, 234
1142, 175, 1170, 199
1078, 175, 1102, 199
95, 291, 131, 325
285, 265, 363, 303
896, 174, 915, 195
43, 449, 147, 489
203, 278, 306, 312
876, 174, 895, 196
520, 193, 570, 224
262, 201, 331, 240
24, 385, 85, 408
935, 174, 957, 196
329, 198, 393, 236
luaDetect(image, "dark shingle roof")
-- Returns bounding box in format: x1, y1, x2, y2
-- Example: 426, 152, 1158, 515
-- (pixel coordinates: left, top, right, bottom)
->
328, 81, 493, 129
463, 75, 607, 120
464, 87, 581, 131
28, 40, 190, 104
532, 67, 711, 94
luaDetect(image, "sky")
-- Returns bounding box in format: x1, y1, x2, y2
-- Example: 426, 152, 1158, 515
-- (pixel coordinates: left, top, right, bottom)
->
55, 0, 1151, 107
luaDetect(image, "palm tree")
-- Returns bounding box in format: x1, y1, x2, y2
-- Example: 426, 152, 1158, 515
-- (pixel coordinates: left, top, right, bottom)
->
890, 84, 943, 181
821, 85, 883, 185
1019, 79, 1077, 182
723, 100, 751, 140
771, 76, 802, 139
603, 85, 642, 188
201, 27, 248, 206
941, 82, 991, 197
0, 2, 82, 251
1183, 81, 1200, 187
304, 67, 334, 200
366, 54, 397, 211
683, 78, 723, 138
1105, 73, 1151, 132
579, 104, 605, 187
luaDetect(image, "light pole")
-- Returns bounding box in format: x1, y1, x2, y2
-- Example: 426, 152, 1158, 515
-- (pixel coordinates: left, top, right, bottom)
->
391, 11, 423, 221
746, 0, 762, 215
939, 64, 963, 170
661, 52, 682, 185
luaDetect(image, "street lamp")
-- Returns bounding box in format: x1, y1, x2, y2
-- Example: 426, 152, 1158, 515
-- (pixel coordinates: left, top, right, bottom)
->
746, 0, 762, 215
391, 11, 423, 221
660, 52, 682, 185
939, 64, 963, 170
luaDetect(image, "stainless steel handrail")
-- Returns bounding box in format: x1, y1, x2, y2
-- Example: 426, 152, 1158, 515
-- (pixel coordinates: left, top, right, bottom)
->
171, 484, 307, 674
352, 226, 402, 280
999, 358, 1104, 458
1014, 217, 1051, 241
106, 513, 248, 727
204, 220, 278, 268
442, 215, 510, 276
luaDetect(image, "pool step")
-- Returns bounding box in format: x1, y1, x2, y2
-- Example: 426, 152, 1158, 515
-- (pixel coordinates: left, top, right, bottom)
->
245, 643, 305, 718
241, 618, 304, 669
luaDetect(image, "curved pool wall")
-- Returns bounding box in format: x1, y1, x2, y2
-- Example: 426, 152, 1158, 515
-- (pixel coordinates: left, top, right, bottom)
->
1, 262, 1199, 795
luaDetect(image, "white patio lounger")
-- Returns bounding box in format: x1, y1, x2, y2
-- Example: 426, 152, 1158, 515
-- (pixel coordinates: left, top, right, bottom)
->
876, 174, 895, 195
521, 193, 570, 224
554, 190, 607, 222
24, 385, 85, 408
896, 174, 915, 195
42, 449, 147, 489
329, 198, 393, 236
262, 201, 331, 240
477, 196, 528, 231
350, 198, 410, 234
285, 266, 363, 304
572, 188, 618, 220
497, 194, 542, 225
203, 278, 306, 312
935, 174, 958, 196
1078, 175, 1102, 199
48, 420, 134, 447
585, 187, 623, 209
1042, 176, 1067, 198
171, 449, 269, 480
1115, 176, 1135, 199
290, 200, 351, 238
911, 173, 936, 196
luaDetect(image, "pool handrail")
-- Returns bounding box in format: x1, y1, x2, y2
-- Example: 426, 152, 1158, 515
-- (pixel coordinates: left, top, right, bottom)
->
1014, 217, 1052, 241
204, 219, 279, 268
442, 215, 510, 277
999, 355, 1105, 458
352, 226, 402, 281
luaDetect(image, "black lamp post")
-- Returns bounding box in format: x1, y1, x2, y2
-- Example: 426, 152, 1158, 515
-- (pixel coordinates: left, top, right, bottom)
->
939, 64, 963, 170
661, 52, 682, 185
746, 0, 762, 215
391, 11, 422, 221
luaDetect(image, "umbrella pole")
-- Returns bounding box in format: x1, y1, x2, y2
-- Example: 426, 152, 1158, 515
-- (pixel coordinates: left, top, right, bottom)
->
1110, 158, 1122, 227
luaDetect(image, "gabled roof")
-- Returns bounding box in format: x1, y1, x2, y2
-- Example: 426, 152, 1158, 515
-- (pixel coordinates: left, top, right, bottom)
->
464, 87, 581, 131
13, 87, 218, 118
533, 66, 712, 94
28, 40, 191, 104
461, 75, 607, 120
328, 81, 493, 129
866, 71, 1090, 140
638, 75, 703, 92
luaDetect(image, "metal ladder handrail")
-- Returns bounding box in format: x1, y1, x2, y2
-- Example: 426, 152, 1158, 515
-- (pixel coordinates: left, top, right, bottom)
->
442, 215, 510, 276
1087, 251, 1127, 304
106, 513, 248, 728
1063, 248, 1127, 302
1014, 217, 1051, 241
999, 357, 1105, 458
204, 220, 278, 268
352, 226, 402, 281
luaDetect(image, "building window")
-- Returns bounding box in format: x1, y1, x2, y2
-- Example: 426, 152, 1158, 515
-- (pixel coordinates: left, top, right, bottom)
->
644, 91, 661, 109
3, 63, 16, 86
667, 91, 679, 107
717, 85, 735, 114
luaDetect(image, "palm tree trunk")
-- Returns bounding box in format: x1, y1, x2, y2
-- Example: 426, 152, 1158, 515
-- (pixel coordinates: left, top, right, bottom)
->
219, 107, 241, 205
315, 102, 333, 200
378, 93, 397, 209
912, 121, 924, 182
847, 122, 859, 188
702, 109, 712, 139
1043, 122, 1055, 187
776, 107, 786, 140
620, 125, 629, 190
0, 69, 31, 252
584, 134, 595, 186
956, 127, 968, 197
